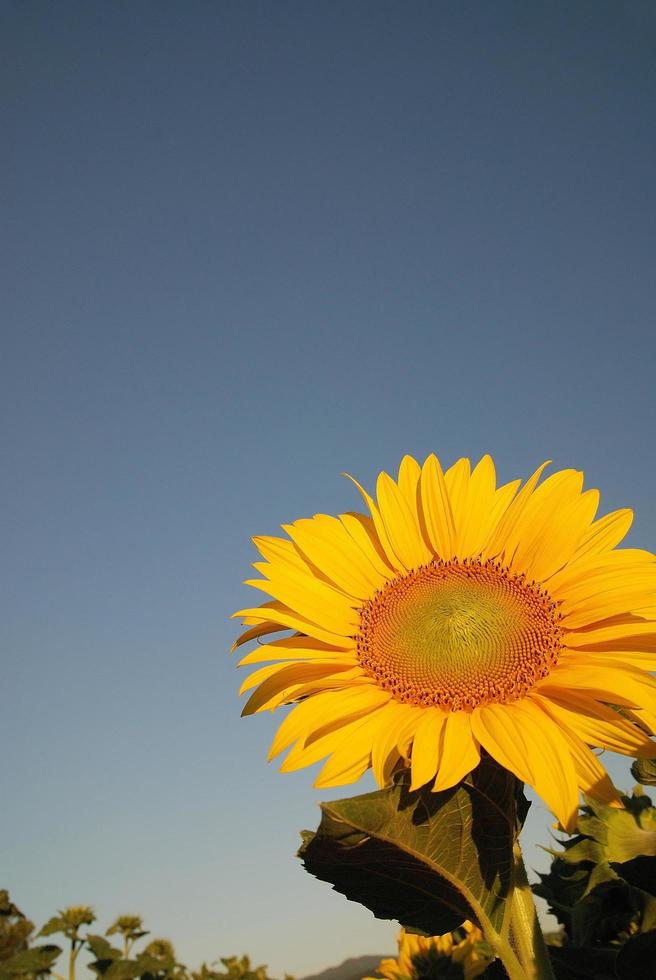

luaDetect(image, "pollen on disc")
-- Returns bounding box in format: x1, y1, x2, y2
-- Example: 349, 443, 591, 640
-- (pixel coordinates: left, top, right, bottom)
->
356, 558, 562, 711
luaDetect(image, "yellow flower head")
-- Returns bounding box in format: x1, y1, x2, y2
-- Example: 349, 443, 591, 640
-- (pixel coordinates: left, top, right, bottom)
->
368, 923, 491, 980
233, 455, 656, 830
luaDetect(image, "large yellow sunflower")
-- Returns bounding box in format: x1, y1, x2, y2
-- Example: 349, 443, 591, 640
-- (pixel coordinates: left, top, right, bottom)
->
232, 455, 656, 831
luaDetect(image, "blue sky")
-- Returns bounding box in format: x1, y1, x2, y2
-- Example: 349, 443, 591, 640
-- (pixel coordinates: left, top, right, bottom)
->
2, 2, 656, 976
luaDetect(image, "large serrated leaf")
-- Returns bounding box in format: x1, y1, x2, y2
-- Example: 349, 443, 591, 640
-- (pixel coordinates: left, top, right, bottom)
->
299, 756, 526, 938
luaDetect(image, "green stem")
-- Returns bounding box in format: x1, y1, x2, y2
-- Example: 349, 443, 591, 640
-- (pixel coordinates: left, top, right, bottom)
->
68, 940, 77, 980
506, 842, 555, 980
479, 925, 526, 980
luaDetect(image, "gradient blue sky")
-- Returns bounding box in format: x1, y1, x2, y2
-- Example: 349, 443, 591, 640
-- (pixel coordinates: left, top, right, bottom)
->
3, 2, 656, 976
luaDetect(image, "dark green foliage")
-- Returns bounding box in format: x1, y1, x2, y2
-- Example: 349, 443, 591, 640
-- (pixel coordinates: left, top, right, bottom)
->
534, 785, 656, 979
0, 891, 61, 980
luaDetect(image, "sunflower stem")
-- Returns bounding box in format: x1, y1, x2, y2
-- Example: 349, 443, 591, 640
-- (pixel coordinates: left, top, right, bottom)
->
506, 841, 555, 980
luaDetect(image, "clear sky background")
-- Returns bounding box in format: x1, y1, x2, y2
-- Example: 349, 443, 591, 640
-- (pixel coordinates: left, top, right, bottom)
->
2, 2, 656, 977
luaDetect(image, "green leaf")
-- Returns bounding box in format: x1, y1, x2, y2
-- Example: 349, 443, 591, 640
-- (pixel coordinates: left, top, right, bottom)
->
86, 935, 122, 965
562, 797, 656, 866
299, 756, 527, 938
133, 952, 167, 977
36, 919, 66, 940
533, 862, 590, 936
0, 945, 62, 977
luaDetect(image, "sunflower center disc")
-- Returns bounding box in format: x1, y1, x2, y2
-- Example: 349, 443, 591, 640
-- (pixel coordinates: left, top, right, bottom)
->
356, 559, 562, 710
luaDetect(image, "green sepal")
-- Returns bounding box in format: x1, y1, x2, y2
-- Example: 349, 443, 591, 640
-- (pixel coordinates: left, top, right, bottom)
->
631, 758, 656, 787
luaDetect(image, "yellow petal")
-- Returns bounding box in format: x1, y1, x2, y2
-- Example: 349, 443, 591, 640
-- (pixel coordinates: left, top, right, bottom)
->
432, 712, 480, 791
482, 460, 551, 561
444, 457, 471, 556
560, 585, 656, 630
343, 474, 407, 572
252, 534, 307, 571
314, 710, 389, 787
622, 707, 656, 737
371, 702, 419, 786
284, 673, 372, 703
410, 708, 448, 790
313, 743, 372, 788
557, 568, 656, 616
282, 709, 384, 774
560, 644, 656, 671
542, 656, 656, 712
239, 661, 296, 694
419, 454, 456, 558
244, 572, 360, 636
232, 602, 353, 648
527, 697, 620, 806
474, 701, 579, 831
238, 637, 355, 666
241, 662, 364, 713
285, 515, 386, 598
397, 455, 422, 528
376, 471, 433, 569
487, 479, 521, 537
339, 512, 397, 580
551, 551, 656, 600
470, 703, 534, 785
268, 686, 391, 760
231, 619, 289, 652
564, 618, 656, 652
530, 689, 656, 758
456, 455, 498, 559
574, 508, 634, 562
506, 469, 584, 574
527, 489, 600, 582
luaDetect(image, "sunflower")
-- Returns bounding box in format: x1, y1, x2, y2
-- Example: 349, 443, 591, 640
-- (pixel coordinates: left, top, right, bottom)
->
232, 456, 656, 831
366, 923, 491, 980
